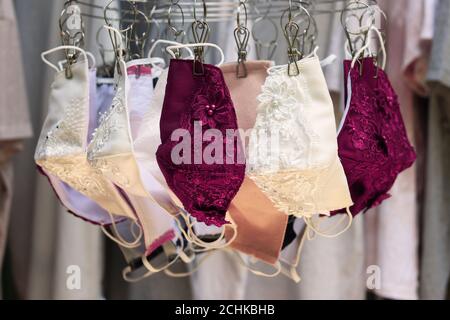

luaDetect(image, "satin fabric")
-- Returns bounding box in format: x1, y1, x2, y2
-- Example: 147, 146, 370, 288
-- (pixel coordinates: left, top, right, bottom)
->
35, 56, 135, 224
221, 61, 288, 264
248, 55, 353, 218
87, 59, 177, 252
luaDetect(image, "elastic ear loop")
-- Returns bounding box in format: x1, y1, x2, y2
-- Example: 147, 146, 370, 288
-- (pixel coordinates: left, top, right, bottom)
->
279, 224, 309, 283
163, 250, 215, 278
100, 212, 143, 249
122, 223, 188, 282
350, 25, 386, 70
166, 43, 225, 66
231, 250, 282, 278
302, 207, 353, 238
58, 51, 97, 71
173, 208, 238, 252
41, 45, 89, 73
148, 39, 195, 59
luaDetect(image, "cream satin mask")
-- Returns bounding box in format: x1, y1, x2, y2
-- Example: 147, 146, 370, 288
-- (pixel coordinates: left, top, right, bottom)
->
247, 48, 353, 235
36, 46, 137, 225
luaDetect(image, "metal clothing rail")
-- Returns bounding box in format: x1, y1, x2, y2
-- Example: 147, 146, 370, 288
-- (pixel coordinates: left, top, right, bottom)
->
74, 0, 379, 23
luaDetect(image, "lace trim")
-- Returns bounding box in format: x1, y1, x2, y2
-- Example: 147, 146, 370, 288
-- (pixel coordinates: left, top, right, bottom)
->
249, 164, 337, 218
157, 63, 245, 227
248, 69, 320, 173
37, 155, 108, 197
36, 97, 87, 160
87, 86, 132, 188
334, 64, 416, 215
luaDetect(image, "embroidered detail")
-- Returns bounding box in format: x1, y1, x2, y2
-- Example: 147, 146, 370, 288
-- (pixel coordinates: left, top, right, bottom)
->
36, 97, 87, 160
87, 86, 131, 188
192, 89, 232, 128
156, 61, 245, 227
248, 70, 320, 173
333, 59, 416, 216
38, 155, 108, 197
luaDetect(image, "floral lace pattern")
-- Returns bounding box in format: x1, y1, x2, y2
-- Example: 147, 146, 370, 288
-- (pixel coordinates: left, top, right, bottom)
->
36, 97, 87, 160
333, 59, 416, 216
250, 167, 331, 218
156, 60, 245, 227
87, 86, 131, 188
248, 69, 319, 173
248, 64, 335, 218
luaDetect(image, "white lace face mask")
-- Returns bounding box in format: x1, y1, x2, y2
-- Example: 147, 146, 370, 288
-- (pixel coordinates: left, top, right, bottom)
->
87, 29, 197, 274
247, 50, 353, 226
35, 46, 137, 227
87, 58, 181, 256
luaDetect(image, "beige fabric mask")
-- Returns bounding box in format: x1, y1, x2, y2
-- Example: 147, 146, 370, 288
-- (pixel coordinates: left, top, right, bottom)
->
248, 52, 353, 232
35, 47, 136, 224
220, 61, 288, 265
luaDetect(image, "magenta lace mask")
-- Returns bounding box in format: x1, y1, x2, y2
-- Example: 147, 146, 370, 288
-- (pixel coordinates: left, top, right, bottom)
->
156, 59, 246, 227
334, 58, 416, 216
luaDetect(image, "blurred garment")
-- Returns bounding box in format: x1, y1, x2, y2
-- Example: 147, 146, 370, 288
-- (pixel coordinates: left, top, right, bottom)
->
421, 0, 450, 300
0, 161, 13, 299
0, 0, 32, 142
0, 0, 32, 298
420, 83, 450, 300
364, 0, 425, 300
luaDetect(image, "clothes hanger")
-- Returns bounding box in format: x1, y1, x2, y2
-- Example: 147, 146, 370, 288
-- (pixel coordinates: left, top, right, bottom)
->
282, 1, 312, 76
191, 0, 210, 75
251, 1, 279, 61
234, 0, 250, 78
59, 1, 86, 79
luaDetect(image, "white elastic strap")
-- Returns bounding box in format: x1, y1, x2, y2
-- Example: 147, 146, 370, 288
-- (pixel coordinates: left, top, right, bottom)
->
100, 212, 142, 249
175, 209, 238, 251
337, 71, 353, 134
279, 225, 308, 283
163, 250, 214, 278
165, 43, 225, 66
232, 250, 282, 278
57, 51, 97, 71
103, 25, 124, 60
302, 207, 353, 238
122, 265, 153, 283
125, 57, 166, 69
148, 39, 195, 59
351, 25, 386, 70
136, 229, 186, 278
41, 45, 89, 73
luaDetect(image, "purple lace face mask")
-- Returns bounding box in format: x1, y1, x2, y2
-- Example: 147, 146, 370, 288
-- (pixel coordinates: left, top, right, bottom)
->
333, 57, 416, 216
156, 59, 246, 227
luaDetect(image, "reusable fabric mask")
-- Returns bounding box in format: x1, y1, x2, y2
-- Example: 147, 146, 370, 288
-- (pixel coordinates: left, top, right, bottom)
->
134, 47, 235, 252
247, 47, 353, 235
87, 38, 178, 257
156, 43, 246, 229
333, 27, 416, 216
35, 46, 137, 228
220, 61, 288, 265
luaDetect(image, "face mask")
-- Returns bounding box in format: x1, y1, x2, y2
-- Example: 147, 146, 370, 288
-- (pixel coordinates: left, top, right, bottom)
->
156, 43, 246, 231
333, 27, 416, 216
247, 48, 353, 235
36, 46, 137, 227
135, 59, 234, 252
87, 38, 179, 257
92, 81, 115, 140
220, 61, 288, 265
